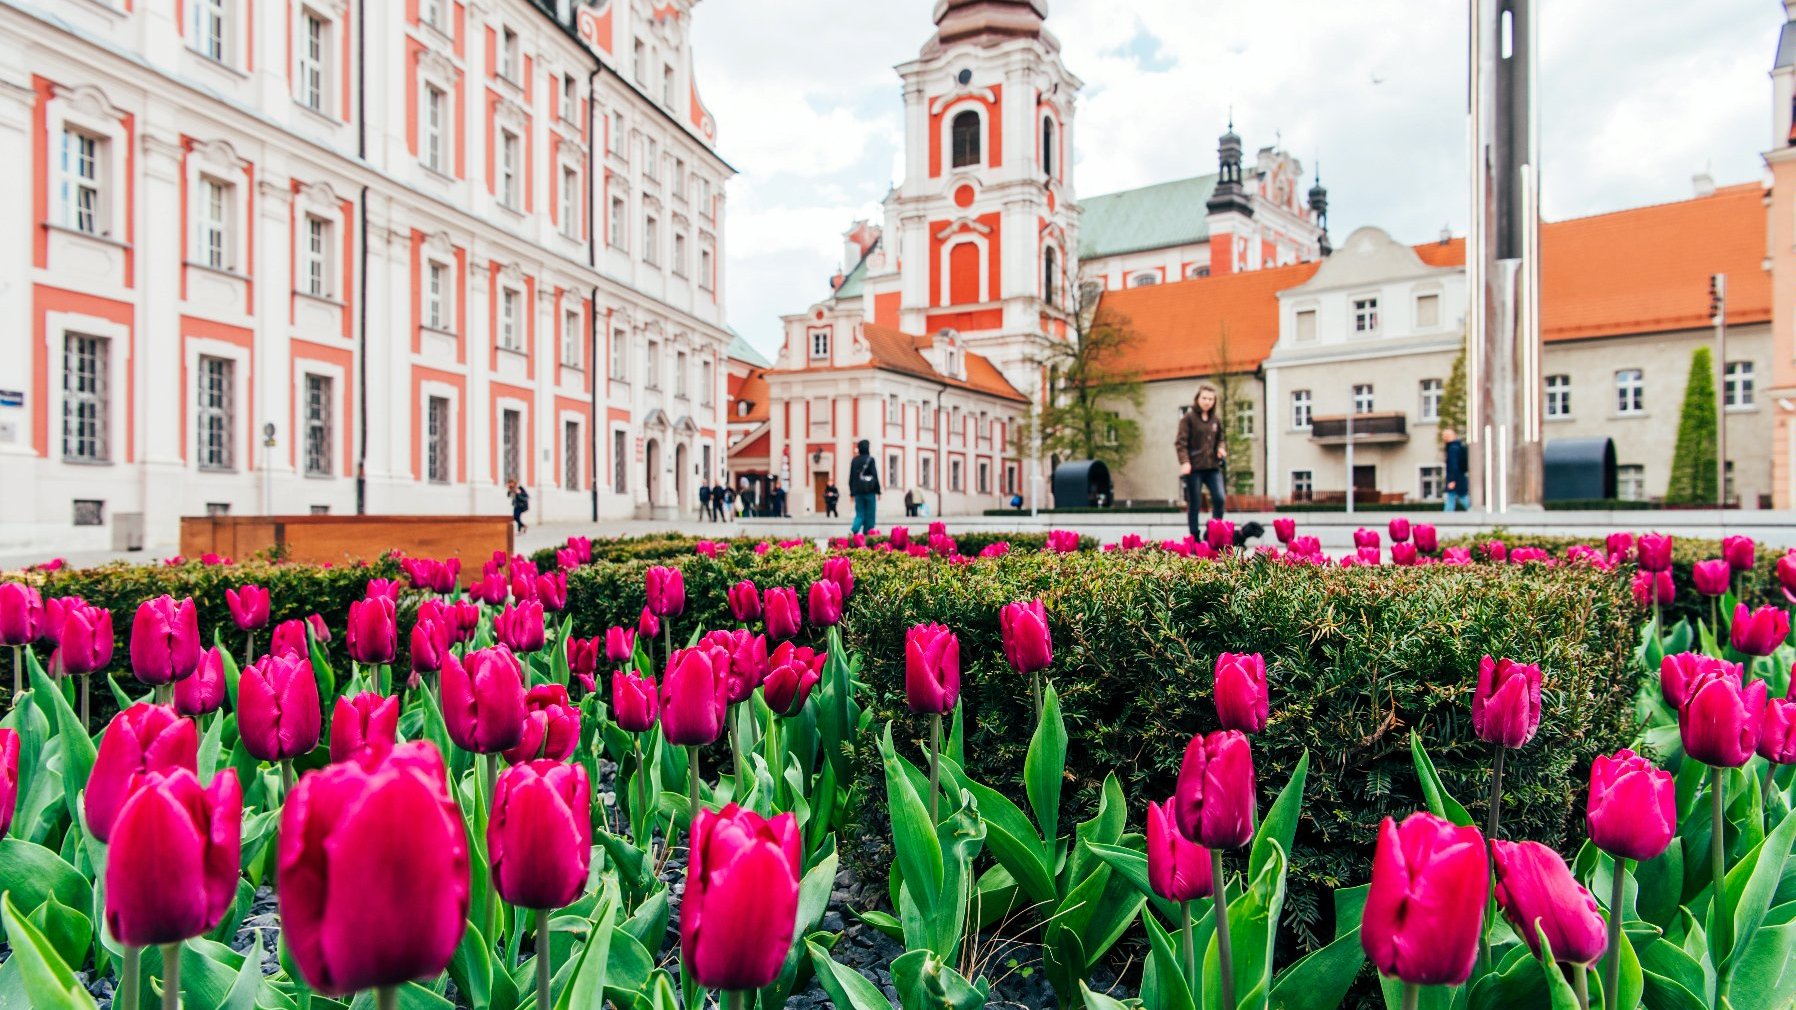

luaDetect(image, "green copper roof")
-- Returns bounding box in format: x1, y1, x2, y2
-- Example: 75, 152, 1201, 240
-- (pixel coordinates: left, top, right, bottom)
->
1078, 174, 1219, 258
832, 256, 869, 300
725, 332, 773, 368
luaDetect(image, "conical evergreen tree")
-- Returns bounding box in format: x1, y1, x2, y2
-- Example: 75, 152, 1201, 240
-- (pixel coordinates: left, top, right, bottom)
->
1665, 346, 1718, 505
1440, 343, 1467, 446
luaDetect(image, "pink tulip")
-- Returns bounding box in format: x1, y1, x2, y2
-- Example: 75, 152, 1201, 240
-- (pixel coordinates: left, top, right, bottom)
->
0, 729, 15, 836
1146, 797, 1212, 902
646, 566, 686, 617
1388, 517, 1411, 543
1778, 552, 1796, 603
57, 603, 114, 675
1605, 531, 1635, 559
226, 584, 270, 631
489, 760, 591, 909
411, 618, 450, 675
1693, 559, 1731, 598
1413, 524, 1438, 553
1730, 603, 1790, 657
822, 557, 854, 599
1636, 533, 1673, 573
1631, 569, 1675, 607
807, 579, 843, 627
904, 623, 960, 715
1723, 535, 1756, 573
86, 703, 199, 842
1000, 600, 1053, 676
1361, 812, 1488, 986
705, 629, 769, 705
1759, 698, 1796, 764
605, 626, 636, 664
681, 804, 801, 990
279, 741, 469, 995
1586, 749, 1675, 861
638, 606, 661, 642
1205, 519, 1235, 552
1680, 661, 1767, 767
1472, 656, 1543, 749
1046, 529, 1080, 553
174, 647, 228, 717
1213, 652, 1269, 734
105, 768, 242, 946
1492, 840, 1608, 966
612, 669, 659, 733
534, 571, 568, 612
469, 571, 507, 605
1660, 651, 1731, 710
495, 600, 547, 654
728, 581, 762, 623
39, 595, 85, 648
660, 646, 728, 746
442, 648, 527, 754
1272, 517, 1296, 545
503, 684, 581, 764
346, 596, 398, 666
763, 642, 824, 716
1354, 527, 1380, 549
240, 652, 323, 763
330, 691, 400, 764
763, 587, 801, 641
0, 583, 41, 646
1173, 730, 1255, 850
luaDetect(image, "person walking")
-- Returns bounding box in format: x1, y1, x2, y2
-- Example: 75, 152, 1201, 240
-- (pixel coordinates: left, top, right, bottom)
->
697, 480, 714, 522
1442, 426, 1470, 511
904, 488, 918, 517
824, 481, 841, 518
719, 484, 735, 521
1175, 384, 1227, 538
506, 478, 530, 534
848, 439, 881, 534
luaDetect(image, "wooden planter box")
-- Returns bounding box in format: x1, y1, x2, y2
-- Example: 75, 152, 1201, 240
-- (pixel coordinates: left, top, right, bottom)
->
179, 515, 513, 583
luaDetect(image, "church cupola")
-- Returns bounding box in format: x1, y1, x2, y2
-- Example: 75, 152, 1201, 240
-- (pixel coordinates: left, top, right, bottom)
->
1205, 120, 1254, 218
923, 0, 1054, 56
1308, 171, 1331, 256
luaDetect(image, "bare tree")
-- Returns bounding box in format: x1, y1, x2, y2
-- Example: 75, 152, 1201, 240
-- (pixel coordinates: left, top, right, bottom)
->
1021, 264, 1146, 471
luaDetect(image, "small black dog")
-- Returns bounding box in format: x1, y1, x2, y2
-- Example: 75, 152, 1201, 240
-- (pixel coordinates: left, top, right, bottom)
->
1232, 520, 1266, 549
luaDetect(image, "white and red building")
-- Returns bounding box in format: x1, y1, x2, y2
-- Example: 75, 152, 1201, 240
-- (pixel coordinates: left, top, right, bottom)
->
0, 0, 733, 552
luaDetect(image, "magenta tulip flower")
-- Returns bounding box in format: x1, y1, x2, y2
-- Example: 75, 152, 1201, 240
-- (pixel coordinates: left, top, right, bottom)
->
442, 648, 527, 754
822, 556, 854, 599
1759, 698, 1796, 764
503, 684, 581, 764
174, 647, 228, 717
1000, 600, 1053, 676
1587, 749, 1675, 861
239, 652, 323, 763
1723, 535, 1755, 573
1388, 517, 1411, 543
704, 629, 768, 705
0, 583, 41, 646
330, 691, 400, 764
807, 579, 843, 627
278, 741, 469, 995
1413, 524, 1438, 553
1636, 533, 1673, 572
646, 566, 686, 617
1213, 651, 1268, 734
226, 584, 270, 631
269, 618, 310, 659
86, 703, 199, 842
1493, 840, 1608, 966
1605, 532, 1634, 559
1778, 553, 1796, 603
1174, 730, 1256, 850
1472, 656, 1543, 749
904, 623, 960, 715
660, 646, 727, 746
495, 600, 547, 654
1205, 519, 1235, 552
1354, 527, 1380, 550
728, 581, 762, 623
105, 768, 242, 946
1631, 569, 1675, 608
489, 760, 591, 909
681, 804, 801, 991
1693, 559, 1731, 598
1146, 797, 1212, 902
606, 626, 637, 664
1680, 661, 1767, 767
763, 587, 801, 641
1730, 603, 1790, 657
0, 729, 16, 837
763, 642, 824, 716
1391, 543, 1420, 566
57, 603, 114, 675
1361, 812, 1489, 986
1272, 517, 1296, 545
346, 596, 398, 666
534, 571, 568, 612
1660, 651, 1731, 709
612, 669, 659, 733
638, 606, 661, 642
411, 618, 450, 675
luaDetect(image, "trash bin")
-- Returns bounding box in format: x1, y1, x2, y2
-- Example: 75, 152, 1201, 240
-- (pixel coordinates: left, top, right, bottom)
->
113, 512, 145, 551
1543, 438, 1617, 502
1051, 460, 1113, 509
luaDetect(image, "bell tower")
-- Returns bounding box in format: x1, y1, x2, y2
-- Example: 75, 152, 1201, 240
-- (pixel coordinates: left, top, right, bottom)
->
1204, 120, 1256, 276
886, 0, 1083, 404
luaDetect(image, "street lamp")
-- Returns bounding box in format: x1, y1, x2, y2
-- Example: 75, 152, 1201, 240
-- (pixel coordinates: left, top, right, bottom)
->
262, 422, 277, 516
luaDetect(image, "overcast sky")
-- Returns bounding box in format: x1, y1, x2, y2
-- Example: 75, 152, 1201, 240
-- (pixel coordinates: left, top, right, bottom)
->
690, 0, 1780, 357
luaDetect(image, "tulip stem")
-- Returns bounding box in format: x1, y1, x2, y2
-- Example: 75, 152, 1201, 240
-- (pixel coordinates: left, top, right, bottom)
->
1604, 862, 1626, 1010
1712, 764, 1728, 892
280, 760, 295, 798
1400, 982, 1419, 1010
79, 673, 89, 731
730, 703, 746, 797
1652, 600, 1662, 655
9, 644, 18, 705
244, 631, 255, 667
1031, 671, 1041, 724
688, 744, 702, 824
1711, 597, 1719, 639
1210, 849, 1235, 1010
1573, 964, 1591, 1010
376, 987, 398, 1010
121, 946, 141, 1010
928, 712, 942, 825
160, 942, 181, 1010
154, 683, 171, 706
1181, 900, 1195, 984
535, 908, 552, 1010
1480, 745, 1506, 973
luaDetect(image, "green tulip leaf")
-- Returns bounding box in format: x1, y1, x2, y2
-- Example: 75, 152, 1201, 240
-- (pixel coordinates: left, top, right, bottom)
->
603, 925, 655, 1003
942, 760, 1055, 907
1024, 684, 1067, 864
1080, 982, 1135, 1010
1085, 840, 1185, 928
1722, 907, 1796, 1010
1141, 907, 1197, 1010
807, 940, 894, 1010
619, 887, 669, 953
1267, 915, 1363, 1010
1639, 969, 1708, 1010
0, 891, 96, 1010
1717, 795, 1796, 979
1201, 841, 1286, 1010
1533, 931, 1587, 1010
1, 691, 50, 843
1409, 731, 1473, 828
877, 724, 944, 905
0, 839, 92, 933
1251, 749, 1309, 880
218, 931, 267, 1010
1634, 839, 1684, 929
551, 892, 613, 1010
346, 983, 452, 1010
26, 649, 94, 829
26, 894, 91, 980
214, 629, 243, 711
448, 920, 493, 1010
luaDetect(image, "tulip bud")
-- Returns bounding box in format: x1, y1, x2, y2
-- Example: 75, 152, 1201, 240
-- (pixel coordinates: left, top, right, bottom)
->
904, 623, 960, 715
1174, 730, 1255, 850
508, 572, 538, 603
763, 587, 801, 641
1271, 518, 1296, 545
174, 647, 228, 717
0, 728, 19, 837
0, 584, 41, 647
1362, 812, 1488, 986
1586, 749, 1675, 861
1388, 517, 1411, 543
612, 669, 659, 733
495, 600, 547, 654
1723, 535, 1755, 574
999, 599, 1053, 676
503, 684, 581, 764
1214, 652, 1269, 734
1492, 840, 1608, 966
682, 804, 801, 991
1730, 603, 1790, 657
1412, 523, 1438, 553
347, 596, 398, 666
605, 626, 637, 664
534, 571, 568, 612
638, 606, 661, 642
567, 636, 600, 684
105, 768, 242, 946
1659, 651, 1728, 709
469, 571, 508, 605
646, 566, 686, 617
728, 581, 762, 623
807, 579, 843, 627
331, 691, 400, 764
1472, 656, 1543, 749
240, 653, 323, 763
38, 595, 84, 648
1353, 527, 1380, 550
1205, 519, 1235, 552
660, 646, 728, 746
1146, 797, 1212, 902
822, 557, 854, 599
86, 703, 199, 842
1760, 698, 1796, 764
279, 741, 469, 995
1630, 568, 1675, 607
226, 584, 270, 631
411, 618, 450, 675
270, 618, 309, 659
1046, 529, 1080, 553
1778, 552, 1796, 603
490, 760, 592, 909
1636, 533, 1673, 573
57, 603, 114, 675
1692, 559, 1731, 598
705, 629, 768, 704
443, 648, 527, 754
1290, 535, 1322, 557
130, 596, 201, 686
1680, 661, 1767, 767
763, 642, 824, 716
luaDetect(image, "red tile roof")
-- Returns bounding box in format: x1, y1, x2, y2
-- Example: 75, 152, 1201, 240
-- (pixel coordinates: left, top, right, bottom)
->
1097, 261, 1322, 380
734, 368, 770, 423
783, 324, 1028, 403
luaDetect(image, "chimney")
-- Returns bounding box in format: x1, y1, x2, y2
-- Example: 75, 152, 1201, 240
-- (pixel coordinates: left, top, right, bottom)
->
1693, 172, 1716, 198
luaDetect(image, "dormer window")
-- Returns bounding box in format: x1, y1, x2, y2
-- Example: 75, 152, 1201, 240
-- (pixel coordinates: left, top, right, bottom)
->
810, 329, 830, 360
1353, 297, 1380, 334
950, 110, 980, 168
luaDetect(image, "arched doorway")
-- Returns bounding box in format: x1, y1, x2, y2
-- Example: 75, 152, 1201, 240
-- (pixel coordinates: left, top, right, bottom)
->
644, 439, 660, 507
674, 443, 689, 517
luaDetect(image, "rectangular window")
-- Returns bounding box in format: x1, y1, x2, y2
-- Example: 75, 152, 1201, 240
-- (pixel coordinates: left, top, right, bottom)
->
1289, 470, 1312, 502
643, 214, 658, 264
1005, 463, 1018, 495
699, 247, 714, 290
299, 12, 327, 112
673, 232, 687, 276
1291, 389, 1312, 429
1232, 399, 1254, 437
887, 452, 900, 488
1725, 361, 1755, 408
633, 39, 647, 85
426, 261, 449, 330
1546, 373, 1571, 417
500, 27, 520, 82
977, 460, 990, 494
886, 394, 899, 425
561, 76, 578, 122
1418, 378, 1443, 422
196, 355, 235, 471
423, 86, 448, 173
645, 340, 660, 388
1353, 384, 1375, 414
499, 130, 520, 208
1615, 368, 1644, 415
62, 333, 109, 462
1353, 297, 1380, 334
1419, 465, 1444, 501
422, 0, 445, 29
1415, 293, 1440, 328
700, 359, 714, 406
499, 289, 520, 350
675, 350, 688, 398
920, 455, 934, 489
73, 500, 105, 526
608, 109, 624, 155
700, 177, 713, 216
563, 420, 580, 490
562, 308, 582, 367
200, 178, 229, 270
950, 458, 963, 492
1618, 464, 1646, 502
198, 0, 228, 62
426, 395, 451, 483
810, 329, 829, 359
662, 64, 675, 107
609, 196, 627, 248
1294, 309, 1316, 342
644, 138, 658, 180
560, 167, 580, 238
304, 374, 332, 476
60, 129, 102, 235
501, 409, 522, 483
610, 327, 627, 380
303, 215, 329, 297
612, 429, 627, 493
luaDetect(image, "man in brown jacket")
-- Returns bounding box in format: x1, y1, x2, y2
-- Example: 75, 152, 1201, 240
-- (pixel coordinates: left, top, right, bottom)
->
1175, 385, 1227, 537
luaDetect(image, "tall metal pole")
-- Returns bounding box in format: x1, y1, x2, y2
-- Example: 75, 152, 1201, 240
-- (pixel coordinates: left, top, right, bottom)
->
1344, 410, 1355, 515
1714, 274, 1728, 507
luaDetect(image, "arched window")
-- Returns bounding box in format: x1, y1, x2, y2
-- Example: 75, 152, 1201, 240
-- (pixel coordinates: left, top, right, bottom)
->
1043, 246, 1058, 304
950, 110, 981, 168
1042, 116, 1055, 176
1130, 273, 1160, 288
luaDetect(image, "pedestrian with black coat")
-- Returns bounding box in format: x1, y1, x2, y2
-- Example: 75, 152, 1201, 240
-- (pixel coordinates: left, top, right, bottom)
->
1174, 384, 1227, 537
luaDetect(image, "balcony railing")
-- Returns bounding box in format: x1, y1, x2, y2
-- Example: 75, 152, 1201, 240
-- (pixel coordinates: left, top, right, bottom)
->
1308, 411, 1409, 445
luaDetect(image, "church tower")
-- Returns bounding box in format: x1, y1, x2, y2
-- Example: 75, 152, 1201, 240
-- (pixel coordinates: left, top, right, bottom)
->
1203, 122, 1256, 276
882, 0, 1083, 404
1762, 0, 1796, 507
